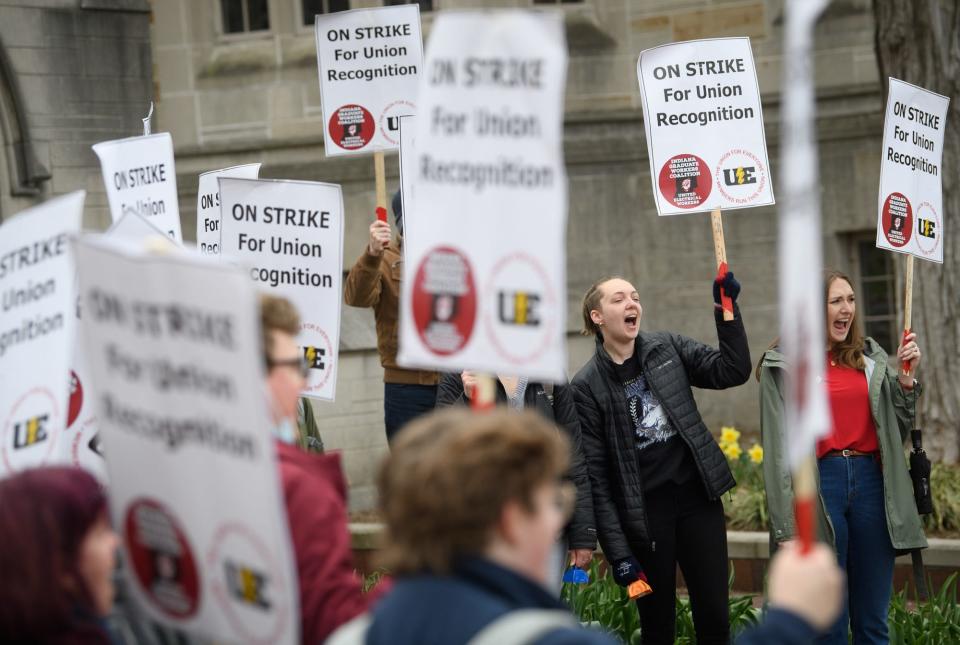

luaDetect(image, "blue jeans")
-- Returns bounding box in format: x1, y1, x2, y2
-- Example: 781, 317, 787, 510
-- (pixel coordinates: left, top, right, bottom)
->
818, 455, 896, 645
383, 383, 437, 442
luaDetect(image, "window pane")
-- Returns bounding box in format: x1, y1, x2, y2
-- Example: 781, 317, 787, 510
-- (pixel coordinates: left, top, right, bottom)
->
865, 319, 895, 354
247, 0, 270, 31
858, 240, 890, 278
387, 0, 432, 8
302, 0, 322, 24
862, 280, 892, 317
328, 0, 350, 12
222, 0, 245, 33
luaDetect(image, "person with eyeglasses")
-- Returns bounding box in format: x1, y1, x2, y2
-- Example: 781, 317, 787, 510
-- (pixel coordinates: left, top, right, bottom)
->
327, 408, 618, 645
260, 294, 388, 643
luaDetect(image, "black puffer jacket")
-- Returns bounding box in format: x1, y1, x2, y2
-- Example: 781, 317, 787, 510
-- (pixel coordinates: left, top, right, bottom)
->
571, 309, 751, 561
436, 374, 597, 550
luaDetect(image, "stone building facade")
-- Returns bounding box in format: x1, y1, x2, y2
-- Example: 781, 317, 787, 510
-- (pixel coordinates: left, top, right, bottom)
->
149, 0, 898, 510
0, 0, 153, 227
1, 0, 894, 510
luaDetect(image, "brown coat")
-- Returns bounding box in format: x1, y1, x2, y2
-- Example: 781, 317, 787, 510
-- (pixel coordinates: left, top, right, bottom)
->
343, 243, 438, 385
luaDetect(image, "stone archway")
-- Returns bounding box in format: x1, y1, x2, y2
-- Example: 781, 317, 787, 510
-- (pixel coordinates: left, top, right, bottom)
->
0, 33, 51, 221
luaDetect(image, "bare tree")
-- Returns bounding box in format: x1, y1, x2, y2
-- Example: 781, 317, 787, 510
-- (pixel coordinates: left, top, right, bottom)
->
873, 0, 960, 462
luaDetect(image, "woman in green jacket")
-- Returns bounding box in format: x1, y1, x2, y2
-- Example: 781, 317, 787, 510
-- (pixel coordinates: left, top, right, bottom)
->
757, 270, 926, 645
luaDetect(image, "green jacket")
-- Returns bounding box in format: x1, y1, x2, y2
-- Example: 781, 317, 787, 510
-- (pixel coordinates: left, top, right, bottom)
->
758, 338, 927, 552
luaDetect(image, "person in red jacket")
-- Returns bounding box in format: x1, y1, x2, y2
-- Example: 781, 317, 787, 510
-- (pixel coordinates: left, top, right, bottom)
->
260, 294, 386, 643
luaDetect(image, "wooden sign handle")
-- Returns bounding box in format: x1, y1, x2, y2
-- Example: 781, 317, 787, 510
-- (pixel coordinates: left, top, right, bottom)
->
711, 209, 734, 321
902, 254, 914, 376
374, 151, 388, 223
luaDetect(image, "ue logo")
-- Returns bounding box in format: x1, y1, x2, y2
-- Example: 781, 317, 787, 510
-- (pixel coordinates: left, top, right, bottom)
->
722, 166, 757, 186
303, 346, 326, 371
225, 560, 271, 610
498, 291, 541, 327
918, 218, 936, 239
12, 414, 49, 450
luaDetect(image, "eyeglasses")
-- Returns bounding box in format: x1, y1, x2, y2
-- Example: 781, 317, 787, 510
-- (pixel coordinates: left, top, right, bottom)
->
267, 356, 310, 379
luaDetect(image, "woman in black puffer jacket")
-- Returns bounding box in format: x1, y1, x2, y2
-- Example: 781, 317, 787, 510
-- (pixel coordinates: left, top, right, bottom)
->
571, 274, 751, 645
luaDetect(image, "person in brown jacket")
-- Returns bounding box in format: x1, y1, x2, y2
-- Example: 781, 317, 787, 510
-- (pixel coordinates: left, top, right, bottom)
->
344, 191, 438, 442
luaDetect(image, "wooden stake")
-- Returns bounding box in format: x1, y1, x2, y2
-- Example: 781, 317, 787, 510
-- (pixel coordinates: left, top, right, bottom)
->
374, 151, 388, 222
711, 208, 734, 321
142, 101, 154, 136
793, 453, 817, 554
902, 254, 915, 376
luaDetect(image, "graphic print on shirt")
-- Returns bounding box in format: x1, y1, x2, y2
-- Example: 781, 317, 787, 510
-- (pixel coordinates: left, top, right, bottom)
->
624, 375, 675, 449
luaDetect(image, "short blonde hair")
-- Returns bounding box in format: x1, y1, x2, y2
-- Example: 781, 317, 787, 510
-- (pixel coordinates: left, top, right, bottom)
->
377, 408, 569, 576
580, 276, 623, 338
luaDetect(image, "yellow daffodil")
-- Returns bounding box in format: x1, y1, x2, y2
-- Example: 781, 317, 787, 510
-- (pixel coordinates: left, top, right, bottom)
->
723, 443, 742, 460
748, 444, 763, 464
720, 426, 741, 445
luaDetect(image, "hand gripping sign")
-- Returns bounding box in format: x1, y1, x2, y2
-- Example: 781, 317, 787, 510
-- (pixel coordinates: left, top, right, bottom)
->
219, 178, 344, 401
73, 236, 299, 645
197, 164, 262, 256
0, 192, 85, 478
93, 133, 183, 243
315, 4, 423, 157
637, 37, 774, 216
397, 10, 568, 382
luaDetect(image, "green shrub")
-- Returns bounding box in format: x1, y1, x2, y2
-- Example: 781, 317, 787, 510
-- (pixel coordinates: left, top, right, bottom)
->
888, 573, 960, 644
923, 464, 960, 535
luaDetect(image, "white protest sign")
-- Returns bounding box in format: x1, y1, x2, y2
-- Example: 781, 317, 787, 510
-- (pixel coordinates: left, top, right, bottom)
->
398, 11, 568, 381
315, 5, 423, 156
219, 178, 343, 401
637, 38, 773, 216
93, 132, 182, 243
877, 78, 950, 263
397, 114, 416, 242
197, 164, 262, 256
74, 236, 298, 644
65, 213, 180, 483
0, 192, 84, 477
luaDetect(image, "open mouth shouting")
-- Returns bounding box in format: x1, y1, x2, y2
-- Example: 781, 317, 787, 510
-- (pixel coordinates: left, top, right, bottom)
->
831, 317, 850, 342
624, 311, 639, 334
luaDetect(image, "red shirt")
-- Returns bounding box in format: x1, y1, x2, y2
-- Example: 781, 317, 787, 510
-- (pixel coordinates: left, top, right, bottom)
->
817, 357, 879, 457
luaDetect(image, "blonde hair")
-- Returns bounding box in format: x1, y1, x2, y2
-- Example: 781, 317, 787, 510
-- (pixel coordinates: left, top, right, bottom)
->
580, 276, 623, 339
376, 408, 569, 576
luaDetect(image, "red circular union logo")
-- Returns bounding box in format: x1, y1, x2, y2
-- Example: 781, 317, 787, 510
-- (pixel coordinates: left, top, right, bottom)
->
881, 192, 913, 248
411, 247, 477, 356
658, 154, 712, 209
124, 498, 200, 619
328, 104, 374, 151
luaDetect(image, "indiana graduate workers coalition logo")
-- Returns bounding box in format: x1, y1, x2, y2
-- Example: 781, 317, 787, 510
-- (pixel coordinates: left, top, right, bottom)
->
485, 253, 556, 365
209, 522, 290, 643
716, 149, 767, 206
328, 104, 374, 151
882, 192, 913, 248
2, 387, 59, 471
659, 154, 712, 209
124, 498, 200, 619
412, 247, 477, 356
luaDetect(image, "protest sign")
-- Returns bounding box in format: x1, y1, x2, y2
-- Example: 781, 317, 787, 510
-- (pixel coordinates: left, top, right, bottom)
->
314, 4, 423, 157
778, 0, 831, 550
397, 10, 568, 381
93, 132, 183, 243
397, 114, 416, 242
74, 236, 298, 644
0, 191, 84, 478
197, 164, 262, 256
219, 178, 343, 401
637, 38, 773, 216
876, 78, 949, 264
65, 213, 180, 483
